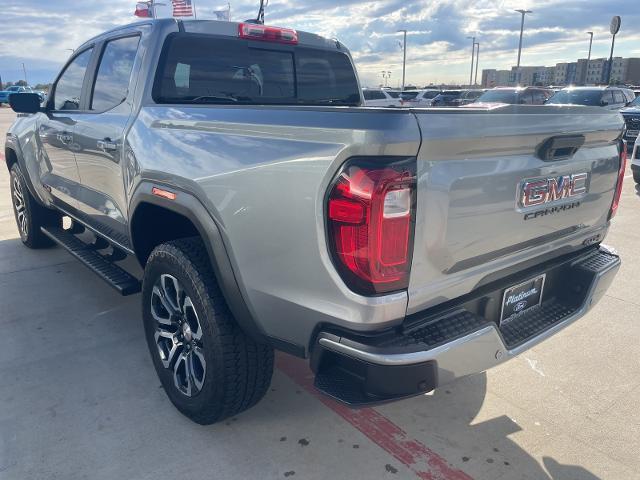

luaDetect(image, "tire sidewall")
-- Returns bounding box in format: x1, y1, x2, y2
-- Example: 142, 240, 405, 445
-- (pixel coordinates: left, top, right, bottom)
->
10, 164, 32, 244
142, 247, 225, 418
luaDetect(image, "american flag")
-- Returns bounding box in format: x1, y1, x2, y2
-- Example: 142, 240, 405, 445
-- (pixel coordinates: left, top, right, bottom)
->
172, 0, 194, 17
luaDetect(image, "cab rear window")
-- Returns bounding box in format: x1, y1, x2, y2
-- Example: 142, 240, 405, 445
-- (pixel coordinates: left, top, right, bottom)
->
153, 33, 361, 106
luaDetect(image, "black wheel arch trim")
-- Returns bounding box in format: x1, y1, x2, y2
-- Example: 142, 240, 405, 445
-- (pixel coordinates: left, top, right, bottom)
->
5, 137, 48, 208
129, 182, 276, 347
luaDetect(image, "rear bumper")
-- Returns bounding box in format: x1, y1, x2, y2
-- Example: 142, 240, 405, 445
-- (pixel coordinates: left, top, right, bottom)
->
312, 246, 620, 406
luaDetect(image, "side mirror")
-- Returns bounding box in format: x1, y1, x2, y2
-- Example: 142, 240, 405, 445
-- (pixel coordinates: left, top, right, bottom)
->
600, 99, 609, 106
9, 93, 42, 114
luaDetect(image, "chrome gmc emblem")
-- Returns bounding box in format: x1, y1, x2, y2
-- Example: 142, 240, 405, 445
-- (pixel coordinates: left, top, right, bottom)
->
519, 173, 589, 208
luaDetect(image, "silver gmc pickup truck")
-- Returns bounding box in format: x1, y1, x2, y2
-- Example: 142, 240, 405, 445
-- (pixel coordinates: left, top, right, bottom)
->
5, 19, 626, 424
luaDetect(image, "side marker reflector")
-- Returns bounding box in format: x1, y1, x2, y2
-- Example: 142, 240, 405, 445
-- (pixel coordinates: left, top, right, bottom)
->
152, 187, 177, 200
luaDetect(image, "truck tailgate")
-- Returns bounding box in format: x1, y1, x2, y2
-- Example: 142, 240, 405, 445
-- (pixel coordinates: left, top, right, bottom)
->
407, 105, 624, 314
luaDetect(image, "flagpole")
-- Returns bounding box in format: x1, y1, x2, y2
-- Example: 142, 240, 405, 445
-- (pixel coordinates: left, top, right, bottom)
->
192, 0, 197, 19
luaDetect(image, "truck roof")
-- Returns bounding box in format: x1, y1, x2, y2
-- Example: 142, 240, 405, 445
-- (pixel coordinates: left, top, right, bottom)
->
77, 19, 343, 52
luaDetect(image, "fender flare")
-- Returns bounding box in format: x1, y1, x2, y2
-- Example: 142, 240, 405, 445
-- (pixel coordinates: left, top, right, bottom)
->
5, 134, 49, 207
129, 182, 267, 343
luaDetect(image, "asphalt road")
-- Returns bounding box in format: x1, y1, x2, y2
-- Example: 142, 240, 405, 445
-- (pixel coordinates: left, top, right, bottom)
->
0, 107, 639, 480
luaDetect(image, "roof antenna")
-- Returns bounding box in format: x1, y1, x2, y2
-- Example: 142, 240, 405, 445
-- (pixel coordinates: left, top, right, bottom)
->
245, 0, 267, 24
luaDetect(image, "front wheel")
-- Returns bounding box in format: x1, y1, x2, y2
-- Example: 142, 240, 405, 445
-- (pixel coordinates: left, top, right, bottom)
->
634, 170, 640, 185
142, 237, 274, 425
9, 163, 61, 248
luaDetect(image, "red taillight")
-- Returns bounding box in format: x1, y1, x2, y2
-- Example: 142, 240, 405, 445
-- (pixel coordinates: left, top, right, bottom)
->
610, 140, 627, 219
238, 23, 298, 44
327, 159, 416, 295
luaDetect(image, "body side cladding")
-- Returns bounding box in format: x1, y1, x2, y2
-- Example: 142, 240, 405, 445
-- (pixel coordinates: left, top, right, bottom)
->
128, 182, 306, 356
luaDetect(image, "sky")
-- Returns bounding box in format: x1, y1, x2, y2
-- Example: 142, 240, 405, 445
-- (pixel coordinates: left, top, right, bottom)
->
1, 0, 639, 88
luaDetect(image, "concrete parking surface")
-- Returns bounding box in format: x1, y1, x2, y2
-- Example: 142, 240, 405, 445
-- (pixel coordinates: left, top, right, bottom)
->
0, 107, 638, 480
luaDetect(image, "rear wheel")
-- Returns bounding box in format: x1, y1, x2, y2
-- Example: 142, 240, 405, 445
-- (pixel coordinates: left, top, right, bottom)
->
142, 237, 274, 424
634, 171, 640, 185
9, 163, 61, 248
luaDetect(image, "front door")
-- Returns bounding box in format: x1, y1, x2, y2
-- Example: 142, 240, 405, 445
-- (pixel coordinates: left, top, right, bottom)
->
73, 35, 140, 247
38, 47, 94, 210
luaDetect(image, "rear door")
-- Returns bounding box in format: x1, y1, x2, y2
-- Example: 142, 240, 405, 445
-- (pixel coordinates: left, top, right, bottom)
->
72, 34, 141, 246
407, 106, 624, 314
38, 47, 94, 209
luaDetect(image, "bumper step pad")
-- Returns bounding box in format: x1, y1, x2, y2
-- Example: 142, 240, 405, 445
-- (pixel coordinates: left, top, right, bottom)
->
41, 226, 140, 296
313, 248, 620, 406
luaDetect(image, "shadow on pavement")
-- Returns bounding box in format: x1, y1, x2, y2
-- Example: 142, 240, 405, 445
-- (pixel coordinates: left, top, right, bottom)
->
0, 237, 604, 480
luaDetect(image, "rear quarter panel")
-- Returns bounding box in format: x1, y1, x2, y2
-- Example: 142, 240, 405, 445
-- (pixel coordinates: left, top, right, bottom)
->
127, 106, 421, 347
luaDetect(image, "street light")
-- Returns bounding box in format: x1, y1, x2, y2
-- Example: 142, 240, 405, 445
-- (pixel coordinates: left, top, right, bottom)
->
397, 30, 407, 91
380, 70, 392, 87
585, 31, 593, 85
515, 9, 532, 84
466, 36, 475, 88
474, 42, 480, 86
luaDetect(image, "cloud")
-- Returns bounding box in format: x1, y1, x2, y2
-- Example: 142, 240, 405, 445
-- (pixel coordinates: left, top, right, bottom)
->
0, 0, 637, 87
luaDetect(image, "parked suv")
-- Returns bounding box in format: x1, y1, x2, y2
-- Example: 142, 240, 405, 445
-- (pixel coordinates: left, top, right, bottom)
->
622, 95, 640, 164
5, 19, 624, 425
399, 89, 440, 107
474, 86, 553, 105
546, 86, 631, 110
362, 88, 401, 107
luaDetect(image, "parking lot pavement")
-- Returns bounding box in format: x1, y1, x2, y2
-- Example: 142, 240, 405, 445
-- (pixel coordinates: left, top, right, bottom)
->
0, 106, 638, 480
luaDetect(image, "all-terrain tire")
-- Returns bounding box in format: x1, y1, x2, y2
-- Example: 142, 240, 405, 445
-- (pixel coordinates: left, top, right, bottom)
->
9, 162, 61, 248
142, 237, 274, 425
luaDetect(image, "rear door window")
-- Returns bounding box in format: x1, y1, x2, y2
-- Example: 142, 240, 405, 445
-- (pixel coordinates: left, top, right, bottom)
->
91, 36, 140, 111
154, 34, 360, 106
531, 90, 547, 104
613, 90, 626, 104
601, 91, 614, 106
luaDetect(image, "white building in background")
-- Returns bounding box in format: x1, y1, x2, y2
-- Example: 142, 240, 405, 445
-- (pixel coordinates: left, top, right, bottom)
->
483, 56, 640, 87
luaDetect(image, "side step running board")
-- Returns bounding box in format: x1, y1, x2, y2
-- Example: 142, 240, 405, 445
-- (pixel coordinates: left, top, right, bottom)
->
41, 226, 141, 296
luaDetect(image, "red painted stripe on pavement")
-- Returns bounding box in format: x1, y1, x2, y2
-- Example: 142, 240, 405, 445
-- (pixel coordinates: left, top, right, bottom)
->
276, 354, 473, 480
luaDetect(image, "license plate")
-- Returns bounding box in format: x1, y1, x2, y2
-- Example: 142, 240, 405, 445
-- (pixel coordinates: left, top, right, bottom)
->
500, 274, 546, 325
626, 130, 639, 138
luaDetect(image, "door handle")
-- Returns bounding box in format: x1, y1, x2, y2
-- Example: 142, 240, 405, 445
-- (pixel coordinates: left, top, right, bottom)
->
97, 139, 118, 152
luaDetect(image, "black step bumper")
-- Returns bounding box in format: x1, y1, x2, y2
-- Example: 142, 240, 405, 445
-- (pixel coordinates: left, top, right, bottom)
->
311, 246, 620, 406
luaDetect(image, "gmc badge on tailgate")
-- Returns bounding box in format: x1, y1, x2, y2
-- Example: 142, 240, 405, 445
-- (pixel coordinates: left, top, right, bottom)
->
519, 173, 589, 220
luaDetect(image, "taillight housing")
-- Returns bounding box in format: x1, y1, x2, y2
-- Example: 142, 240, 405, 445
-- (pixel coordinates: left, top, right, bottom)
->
238, 23, 298, 44
609, 139, 627, 219
326, 157, 416, 295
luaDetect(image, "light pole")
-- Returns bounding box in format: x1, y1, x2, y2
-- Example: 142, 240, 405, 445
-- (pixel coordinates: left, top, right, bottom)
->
398, 30, 407, 91
515, 9, 532, 84
467, 36, 475, 88
585, 31, 593, 85
474, 42, 480, 86
380, 70, 391, 87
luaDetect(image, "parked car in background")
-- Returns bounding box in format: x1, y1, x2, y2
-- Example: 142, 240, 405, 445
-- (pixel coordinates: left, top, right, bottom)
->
621, 95, 640, 150
431, 90, 464, 107
474, 87, 553, 106
451, 89, 485, 106
631, 144, 640, 184
546, 86, 631, 110
0, 85, 45, 104
399, 89, 440, 107
362, 88, 401, 107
